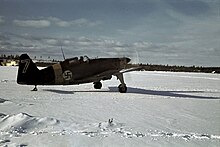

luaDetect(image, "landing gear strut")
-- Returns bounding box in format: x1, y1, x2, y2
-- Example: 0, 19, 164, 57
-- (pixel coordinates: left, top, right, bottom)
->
116, 74, 127, 93
32, 85, 38, 91
94, 81, 102, 89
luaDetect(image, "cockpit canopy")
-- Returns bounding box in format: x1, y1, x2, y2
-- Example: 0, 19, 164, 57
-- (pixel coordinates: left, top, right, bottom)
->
66, 56, 90, 64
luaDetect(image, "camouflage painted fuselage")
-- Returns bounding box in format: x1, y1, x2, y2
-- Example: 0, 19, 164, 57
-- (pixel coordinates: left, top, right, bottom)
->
17, 54, 130, 86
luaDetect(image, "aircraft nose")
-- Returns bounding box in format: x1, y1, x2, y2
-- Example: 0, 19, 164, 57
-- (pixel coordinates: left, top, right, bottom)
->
126, 58, 131, 63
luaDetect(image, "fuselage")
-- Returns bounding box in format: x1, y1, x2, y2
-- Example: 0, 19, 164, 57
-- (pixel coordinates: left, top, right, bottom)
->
22, 57, 130, 86
17, 54, 132, 92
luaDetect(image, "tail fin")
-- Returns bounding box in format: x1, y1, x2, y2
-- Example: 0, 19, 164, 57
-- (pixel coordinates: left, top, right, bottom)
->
17, 54, 39, 85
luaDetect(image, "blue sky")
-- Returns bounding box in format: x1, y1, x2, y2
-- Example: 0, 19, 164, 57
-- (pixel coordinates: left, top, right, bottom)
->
0, 0, 219, 66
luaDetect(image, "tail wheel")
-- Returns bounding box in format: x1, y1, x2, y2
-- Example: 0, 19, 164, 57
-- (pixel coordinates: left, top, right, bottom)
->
118, 84, 127, 93
94, 82, 102, 89
32, 85, 38, 91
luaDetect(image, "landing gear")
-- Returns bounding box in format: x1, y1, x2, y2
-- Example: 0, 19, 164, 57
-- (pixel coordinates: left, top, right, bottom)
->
94, 81, 102, 89
32, 85, 38, 91
118, 84, 127, 93
116, 74, 127, 93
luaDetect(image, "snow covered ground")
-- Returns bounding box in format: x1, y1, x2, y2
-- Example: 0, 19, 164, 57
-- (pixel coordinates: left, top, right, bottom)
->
0, 66, 220, 147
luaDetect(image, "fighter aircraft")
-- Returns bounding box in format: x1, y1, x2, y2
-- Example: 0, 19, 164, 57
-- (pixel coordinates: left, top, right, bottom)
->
17, 54, 141, 93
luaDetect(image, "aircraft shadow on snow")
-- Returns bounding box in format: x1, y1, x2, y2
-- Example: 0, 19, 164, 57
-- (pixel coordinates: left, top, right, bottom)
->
43, 89, 75, 94
44, 87, 220, 100
109, 87, 220, 100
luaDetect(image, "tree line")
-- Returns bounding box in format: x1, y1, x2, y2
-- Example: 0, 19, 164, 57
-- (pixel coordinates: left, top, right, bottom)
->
0, 54, 20, 60
128, 63, 220, 74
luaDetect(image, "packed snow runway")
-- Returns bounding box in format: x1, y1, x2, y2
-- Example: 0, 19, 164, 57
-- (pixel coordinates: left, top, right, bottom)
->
0, 66, 220, 147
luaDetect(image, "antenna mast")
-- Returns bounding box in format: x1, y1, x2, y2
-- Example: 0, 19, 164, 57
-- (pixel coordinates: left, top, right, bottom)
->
61, 46, 65, 60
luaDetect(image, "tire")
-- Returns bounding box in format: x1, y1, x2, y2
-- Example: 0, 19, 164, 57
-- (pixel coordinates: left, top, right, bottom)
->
118, 84, 127, 93
94, 82, 102, 89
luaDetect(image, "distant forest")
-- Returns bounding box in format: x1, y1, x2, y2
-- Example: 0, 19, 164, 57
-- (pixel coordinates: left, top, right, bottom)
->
0, 54, 20, 60
1, 54, 219, 74
127, 64, 220, 74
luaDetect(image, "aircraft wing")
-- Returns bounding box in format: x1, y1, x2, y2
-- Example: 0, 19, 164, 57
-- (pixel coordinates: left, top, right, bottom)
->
96, 70, 119, 78
96, 66, 143, 78
74, 66, 143, 83
119, 66, 144, 74
81, 66, 143, 82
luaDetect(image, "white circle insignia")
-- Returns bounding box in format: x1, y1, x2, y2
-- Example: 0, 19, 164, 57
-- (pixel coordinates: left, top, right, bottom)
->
63, 70, 72, 81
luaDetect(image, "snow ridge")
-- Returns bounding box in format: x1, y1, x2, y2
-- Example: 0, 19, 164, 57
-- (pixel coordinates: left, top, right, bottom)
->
1, 113, 219, 141
0, 113, 60, 136
0, 98, 8, 104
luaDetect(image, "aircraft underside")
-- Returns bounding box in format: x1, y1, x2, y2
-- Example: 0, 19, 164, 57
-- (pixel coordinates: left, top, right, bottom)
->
32, 73, 127, 93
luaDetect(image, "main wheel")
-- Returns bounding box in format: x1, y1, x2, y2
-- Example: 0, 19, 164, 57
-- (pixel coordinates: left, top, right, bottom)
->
94, 82, 102, 89
118, 84, 127, 93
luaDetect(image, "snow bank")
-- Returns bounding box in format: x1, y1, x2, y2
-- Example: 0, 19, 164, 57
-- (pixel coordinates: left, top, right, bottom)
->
0, 98, 8, 103
0, 113, 60, 135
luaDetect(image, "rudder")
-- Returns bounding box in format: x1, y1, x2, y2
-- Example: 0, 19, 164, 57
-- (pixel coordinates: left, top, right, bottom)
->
17, 54, 39, 85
